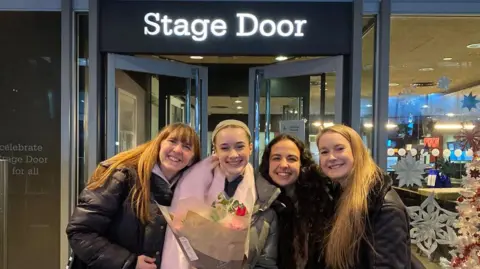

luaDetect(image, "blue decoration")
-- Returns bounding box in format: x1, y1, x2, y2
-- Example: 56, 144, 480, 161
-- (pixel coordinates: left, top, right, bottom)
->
435, 172, 452, 188
461, 92, 480, 111
437, 76, 450, 91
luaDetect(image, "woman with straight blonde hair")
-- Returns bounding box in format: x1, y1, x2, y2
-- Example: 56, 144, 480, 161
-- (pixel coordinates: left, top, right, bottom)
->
316, 124, 416, 269
66, 123, 201, 269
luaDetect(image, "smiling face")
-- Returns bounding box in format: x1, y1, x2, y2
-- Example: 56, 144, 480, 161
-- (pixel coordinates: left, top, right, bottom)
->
214, 127, 252, 179
317, 132, 354, 182
158, 132, 195, 179
268, 139, 301, 187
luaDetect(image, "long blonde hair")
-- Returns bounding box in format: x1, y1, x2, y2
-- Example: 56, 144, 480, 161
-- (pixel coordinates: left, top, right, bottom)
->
316, 124, 381, 269
87, 123, 201, 224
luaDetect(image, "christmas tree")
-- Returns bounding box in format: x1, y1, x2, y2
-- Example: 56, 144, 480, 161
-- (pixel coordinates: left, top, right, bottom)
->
441, 158, 480, 268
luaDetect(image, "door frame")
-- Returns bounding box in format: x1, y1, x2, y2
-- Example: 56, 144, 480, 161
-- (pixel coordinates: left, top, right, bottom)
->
247, 56, 344, 168
106, 53, 209, 158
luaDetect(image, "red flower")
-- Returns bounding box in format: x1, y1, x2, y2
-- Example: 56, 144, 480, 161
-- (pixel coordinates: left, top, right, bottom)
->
235, 205, 247, 216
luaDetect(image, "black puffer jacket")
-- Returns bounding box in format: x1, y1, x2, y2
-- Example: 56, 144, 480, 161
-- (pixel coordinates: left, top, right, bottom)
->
66, 164, 175, 269
322, 174, 417, 269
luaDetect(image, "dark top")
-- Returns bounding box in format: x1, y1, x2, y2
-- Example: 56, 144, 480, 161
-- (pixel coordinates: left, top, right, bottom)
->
316, 174, 422, 269
66, 164, 175, 269
224, 174, 243, 197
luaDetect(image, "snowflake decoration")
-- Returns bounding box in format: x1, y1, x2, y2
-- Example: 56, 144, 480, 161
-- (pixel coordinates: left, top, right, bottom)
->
466, 159, 480, 182
469, 168, 480, 180
437, 76, 451, 91
407, 192, 458, 258
461, 92, 480, 111
393, 154, 428, 187
454, 125, 480, 152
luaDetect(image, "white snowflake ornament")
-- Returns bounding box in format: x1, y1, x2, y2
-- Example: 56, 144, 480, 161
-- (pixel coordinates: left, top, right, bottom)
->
393, 154, 428, 187
407, 193, 458, 258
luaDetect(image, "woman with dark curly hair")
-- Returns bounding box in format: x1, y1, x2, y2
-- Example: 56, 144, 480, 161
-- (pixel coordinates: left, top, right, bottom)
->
258, 133, 334, 269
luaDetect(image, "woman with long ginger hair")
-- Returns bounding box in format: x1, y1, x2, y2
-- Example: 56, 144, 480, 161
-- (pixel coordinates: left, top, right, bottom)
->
66, 123, 200, 269
316, 124, 414, 269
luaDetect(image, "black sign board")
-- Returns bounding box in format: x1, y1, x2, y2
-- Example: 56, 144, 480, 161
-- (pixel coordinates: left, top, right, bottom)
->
99, 1, 353, 56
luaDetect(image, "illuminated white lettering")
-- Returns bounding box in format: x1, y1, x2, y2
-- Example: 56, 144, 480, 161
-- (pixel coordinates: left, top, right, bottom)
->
211, 19, 227, 36
144, 12, 306, 41
294, 20, 307, 37
236, 13, 258, 37
259, 19, 276, 37
277, 19, 294, 37
160, 15, 173, 35
191, 19, 210, 42
144, 12, 161, 35
143, 13, 227, 42
173, 19, 191, 36
236, 13, 307, 38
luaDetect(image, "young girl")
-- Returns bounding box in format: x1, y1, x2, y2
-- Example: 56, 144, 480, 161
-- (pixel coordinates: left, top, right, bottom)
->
258, 134, 333, 269
161, 119, 279, 269
66, 123, 200, 269
316, 124, 412, 269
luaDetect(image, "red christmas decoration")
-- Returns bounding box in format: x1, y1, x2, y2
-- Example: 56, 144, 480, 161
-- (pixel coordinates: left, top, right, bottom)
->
455, 125, 480, 153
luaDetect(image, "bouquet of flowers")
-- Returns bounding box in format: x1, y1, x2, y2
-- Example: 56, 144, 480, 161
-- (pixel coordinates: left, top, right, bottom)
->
158, 192, 252, 269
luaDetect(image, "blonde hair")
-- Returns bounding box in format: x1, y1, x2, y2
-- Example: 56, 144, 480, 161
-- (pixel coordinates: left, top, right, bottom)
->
211, 119, 252, 146
87, 123, 200, 224
316, 124, 381, 269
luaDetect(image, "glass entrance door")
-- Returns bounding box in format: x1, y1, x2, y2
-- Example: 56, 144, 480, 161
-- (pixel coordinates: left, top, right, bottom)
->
248, 56, 344, 168
106, 54, 208, 158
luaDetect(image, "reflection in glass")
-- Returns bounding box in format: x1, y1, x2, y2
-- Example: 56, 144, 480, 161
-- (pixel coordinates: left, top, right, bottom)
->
361, 15, 375, 153
118, 89, 138, 152
387, 16, 480, 269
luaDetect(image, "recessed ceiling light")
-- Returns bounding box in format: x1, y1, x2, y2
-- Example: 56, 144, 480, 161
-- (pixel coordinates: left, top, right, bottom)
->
446, 113, 455, 117
419, 67, 434, 72
236, 106, 243, 109
467, 43, 480, 49
422, 105, 429, 108
443, 57, 453, 61
275, 56, 288, 61
389, 83, 399, 87
190, 56, 203, 59
234, 100, 242, 104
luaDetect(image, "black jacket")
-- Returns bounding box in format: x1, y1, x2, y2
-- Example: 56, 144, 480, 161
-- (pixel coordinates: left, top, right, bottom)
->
323, 174, 416, 269
66, 164, 175, 269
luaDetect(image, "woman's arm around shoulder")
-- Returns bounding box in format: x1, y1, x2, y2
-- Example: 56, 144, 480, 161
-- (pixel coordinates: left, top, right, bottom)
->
66, 168, 137, 269
254, 209, 279, 269
369, 189, 411, 269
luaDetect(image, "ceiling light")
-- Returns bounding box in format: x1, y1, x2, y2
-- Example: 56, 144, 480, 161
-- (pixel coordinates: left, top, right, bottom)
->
446, 113, 455, 117
234, 100, 242, 104
443, 57, 453, 61
419, 67, 434, 72
467, 43, 480, 49
422, 105, 429, 108
190, 56, 203, 59
275, 56, 288, 61
389, 83, 399, 87
366, 104, 372, 107
364, 123, 373, 128
313, 121, 321, 127
236, 106, 243, 109
434, 123, 474, 130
